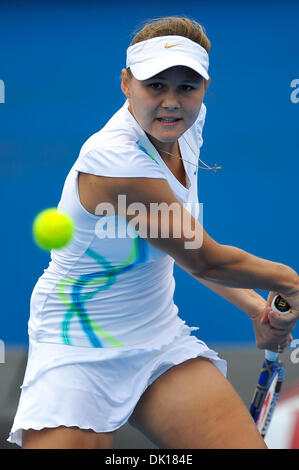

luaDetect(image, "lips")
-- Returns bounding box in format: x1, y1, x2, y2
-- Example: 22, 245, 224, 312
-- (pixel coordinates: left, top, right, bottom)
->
156, 117, 182, 127
157, 117, 181, 122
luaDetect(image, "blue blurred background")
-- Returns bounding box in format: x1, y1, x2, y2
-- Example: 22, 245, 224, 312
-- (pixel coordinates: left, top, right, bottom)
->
1, 0, 298, 347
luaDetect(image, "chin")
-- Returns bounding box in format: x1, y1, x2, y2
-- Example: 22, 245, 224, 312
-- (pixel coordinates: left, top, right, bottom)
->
150, 134, 178, 144
158, 130, 185, 141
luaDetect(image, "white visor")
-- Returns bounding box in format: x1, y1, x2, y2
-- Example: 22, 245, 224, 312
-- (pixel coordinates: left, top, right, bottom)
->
126, 35, 209, 81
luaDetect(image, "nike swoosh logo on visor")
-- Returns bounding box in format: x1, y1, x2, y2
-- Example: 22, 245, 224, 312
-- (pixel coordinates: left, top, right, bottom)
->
164, 43, 182, 48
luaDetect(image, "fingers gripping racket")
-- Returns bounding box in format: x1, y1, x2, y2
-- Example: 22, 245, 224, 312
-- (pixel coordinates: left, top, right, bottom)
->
249, 295, 291, 438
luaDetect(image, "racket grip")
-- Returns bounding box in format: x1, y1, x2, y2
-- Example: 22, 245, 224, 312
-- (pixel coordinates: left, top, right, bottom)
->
270, 295, 291, 314
265, 295, 291, 361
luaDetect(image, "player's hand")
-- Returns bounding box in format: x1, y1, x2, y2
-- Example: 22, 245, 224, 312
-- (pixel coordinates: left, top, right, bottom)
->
251, 299, 293, 352
279, 289, 299, 316
263, 291, 299, 332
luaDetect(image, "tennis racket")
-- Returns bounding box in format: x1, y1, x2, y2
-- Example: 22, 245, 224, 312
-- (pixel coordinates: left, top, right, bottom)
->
249, 295, 291, 438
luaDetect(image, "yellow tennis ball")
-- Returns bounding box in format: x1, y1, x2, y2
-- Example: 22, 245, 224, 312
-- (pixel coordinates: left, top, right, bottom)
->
33, 208, 74, 250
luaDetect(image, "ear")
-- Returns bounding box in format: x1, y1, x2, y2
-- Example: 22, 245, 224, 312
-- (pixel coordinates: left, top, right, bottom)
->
121, 68, 131, 99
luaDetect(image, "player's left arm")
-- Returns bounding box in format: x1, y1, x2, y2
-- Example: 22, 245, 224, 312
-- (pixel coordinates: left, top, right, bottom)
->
195, 278, 295, 350
197, 278, 265, 318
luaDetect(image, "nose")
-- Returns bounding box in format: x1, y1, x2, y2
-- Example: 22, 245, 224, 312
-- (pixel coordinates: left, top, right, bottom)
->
161, 89, 180, 109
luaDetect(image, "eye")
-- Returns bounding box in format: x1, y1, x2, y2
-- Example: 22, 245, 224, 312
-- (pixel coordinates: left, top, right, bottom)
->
148, 82, 164, 90
180, 85, 195, 92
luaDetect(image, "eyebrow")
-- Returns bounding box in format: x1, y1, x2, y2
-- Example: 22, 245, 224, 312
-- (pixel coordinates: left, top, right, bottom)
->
182, 78, 202, 83
145, 75, 202, 83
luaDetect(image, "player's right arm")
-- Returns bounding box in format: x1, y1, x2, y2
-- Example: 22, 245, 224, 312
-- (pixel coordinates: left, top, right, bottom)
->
78, 172, 299, 309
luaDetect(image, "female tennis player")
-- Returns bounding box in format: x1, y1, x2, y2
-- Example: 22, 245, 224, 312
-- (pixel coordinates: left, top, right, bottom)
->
9, 16, 299, 449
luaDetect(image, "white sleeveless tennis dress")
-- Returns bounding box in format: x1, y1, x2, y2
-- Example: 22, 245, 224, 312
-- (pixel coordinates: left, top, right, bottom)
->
8, 100, 226, 447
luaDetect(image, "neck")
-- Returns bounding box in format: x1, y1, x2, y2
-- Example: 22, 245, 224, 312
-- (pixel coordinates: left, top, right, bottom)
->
146, 134, 180, 158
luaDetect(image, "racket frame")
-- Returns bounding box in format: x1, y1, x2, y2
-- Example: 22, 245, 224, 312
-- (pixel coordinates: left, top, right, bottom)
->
249, 294, 290, 438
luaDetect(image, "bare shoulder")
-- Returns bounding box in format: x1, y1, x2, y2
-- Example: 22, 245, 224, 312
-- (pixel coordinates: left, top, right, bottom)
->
77, 171, 216, 276
77, 171, 174, 215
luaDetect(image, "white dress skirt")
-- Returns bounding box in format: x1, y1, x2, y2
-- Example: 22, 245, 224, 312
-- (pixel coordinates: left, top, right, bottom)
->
8, 323, 226, 447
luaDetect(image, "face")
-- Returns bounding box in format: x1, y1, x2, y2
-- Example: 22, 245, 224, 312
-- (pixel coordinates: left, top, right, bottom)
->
121, 65, 209, 153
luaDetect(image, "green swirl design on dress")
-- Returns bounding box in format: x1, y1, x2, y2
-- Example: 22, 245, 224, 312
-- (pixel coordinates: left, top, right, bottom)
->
57, 234, 147, 347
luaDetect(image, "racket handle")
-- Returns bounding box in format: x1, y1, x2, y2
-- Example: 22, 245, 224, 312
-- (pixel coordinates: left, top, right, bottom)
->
265, 295, 291, 361
271, 295, 291, 314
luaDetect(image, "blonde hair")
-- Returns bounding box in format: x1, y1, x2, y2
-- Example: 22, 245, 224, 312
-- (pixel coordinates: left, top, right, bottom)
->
126, 16, 210, 79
